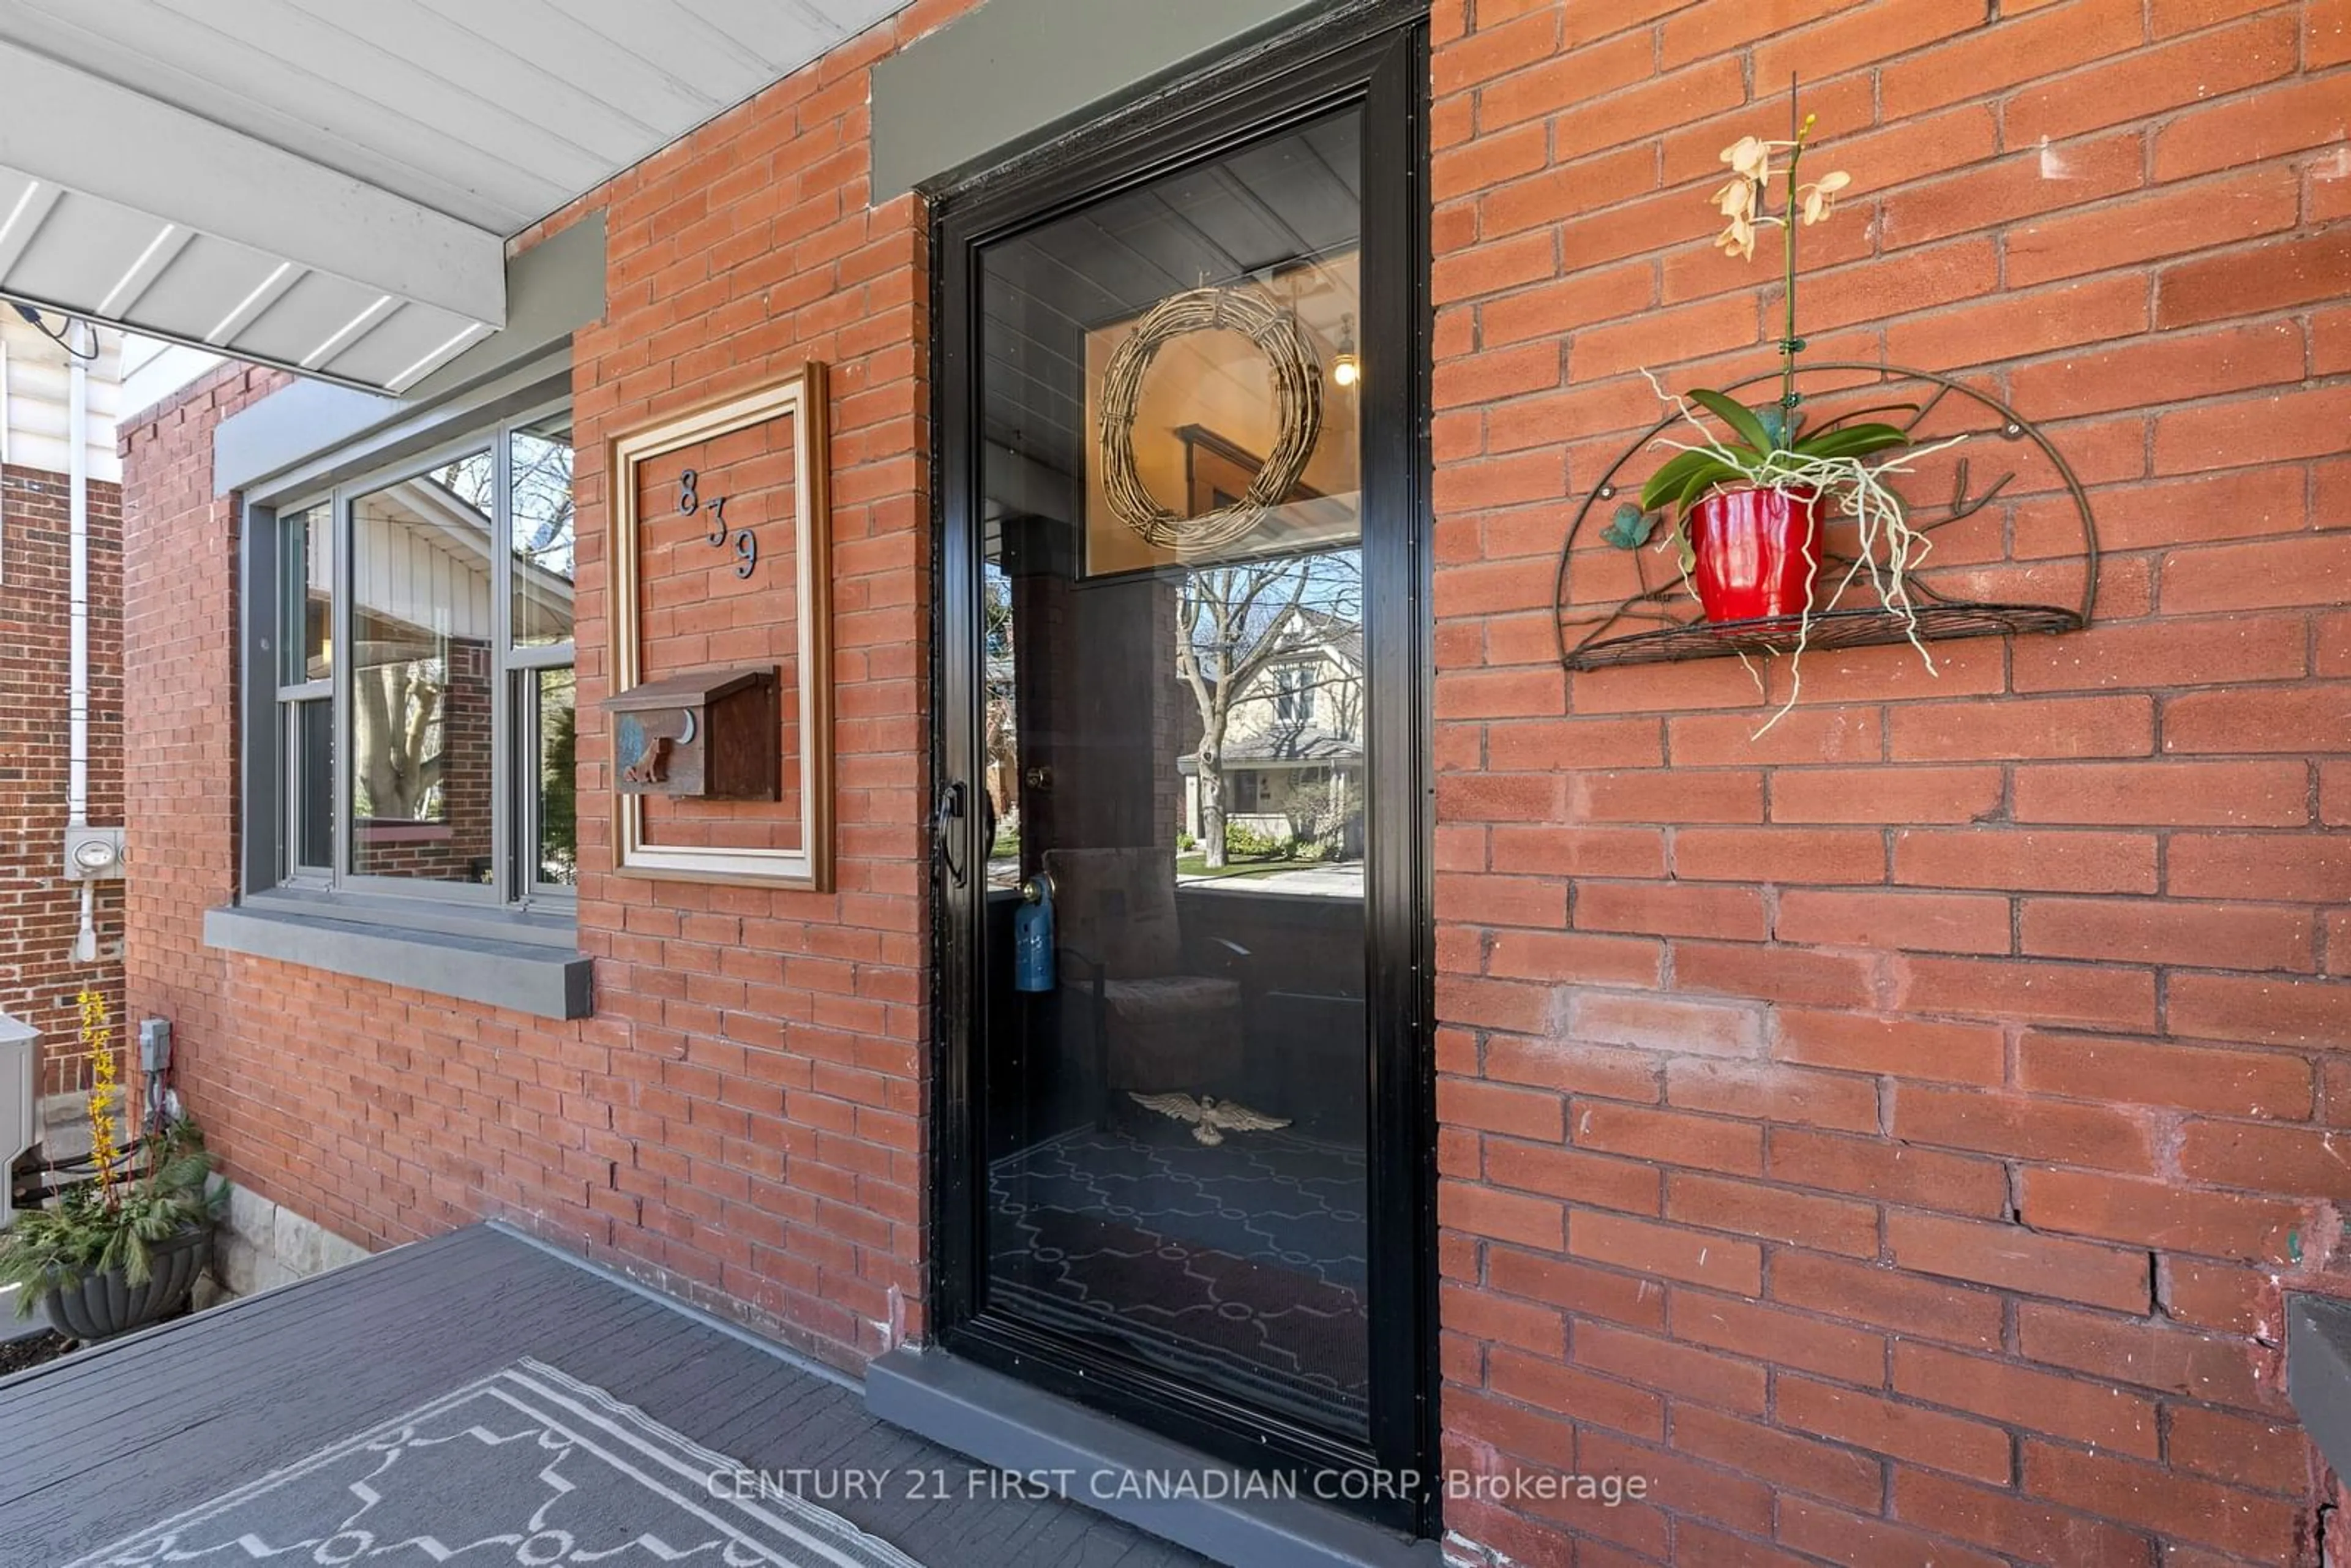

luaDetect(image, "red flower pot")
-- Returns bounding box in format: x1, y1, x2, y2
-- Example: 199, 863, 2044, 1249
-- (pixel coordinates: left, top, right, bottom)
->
1687, 487, 1822, 625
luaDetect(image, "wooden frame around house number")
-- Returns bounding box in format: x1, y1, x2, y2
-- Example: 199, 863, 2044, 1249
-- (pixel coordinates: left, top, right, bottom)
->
606, 363, 834, 890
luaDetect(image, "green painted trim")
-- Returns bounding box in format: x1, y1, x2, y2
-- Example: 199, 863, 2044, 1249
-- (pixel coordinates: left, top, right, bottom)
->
872, 0, 1321, 200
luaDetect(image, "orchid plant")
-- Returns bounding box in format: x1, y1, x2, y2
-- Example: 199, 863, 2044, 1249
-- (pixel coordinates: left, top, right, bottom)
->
1613, 96, 1959, 730
1635, 111, 1910, 530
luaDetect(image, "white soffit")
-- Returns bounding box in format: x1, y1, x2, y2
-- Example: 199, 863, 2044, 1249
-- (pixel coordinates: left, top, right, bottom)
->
0, 0, 907, 394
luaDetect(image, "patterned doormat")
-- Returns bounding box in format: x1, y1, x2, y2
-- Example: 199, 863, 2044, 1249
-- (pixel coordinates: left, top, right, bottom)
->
61, 1358, 923, 1568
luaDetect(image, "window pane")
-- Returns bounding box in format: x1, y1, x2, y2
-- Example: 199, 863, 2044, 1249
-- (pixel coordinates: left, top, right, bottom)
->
290, 697, 332, 872
281, 500, 332, 684
348, 453, 497, 885
511, 415, 575, 648
533, 667, 577, 888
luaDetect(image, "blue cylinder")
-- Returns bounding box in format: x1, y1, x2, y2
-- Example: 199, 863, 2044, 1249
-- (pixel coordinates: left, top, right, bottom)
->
1013, 885, 1055, 992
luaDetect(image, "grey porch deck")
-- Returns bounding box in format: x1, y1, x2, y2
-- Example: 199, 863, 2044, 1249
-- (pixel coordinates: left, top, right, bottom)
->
0, 1222, 1207, 1566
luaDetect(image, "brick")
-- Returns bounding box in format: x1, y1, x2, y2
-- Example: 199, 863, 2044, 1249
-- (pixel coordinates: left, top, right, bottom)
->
1488, 1346, 1664, 1441
1892, 1341, 2158, 1459
1576, 882, 1768, 942
2166, 1405, 2309, 1494
1486, 1035, 1664, 1100
2021, 1167, 2306, 1264
2170, 973, 2351, 1046
1881, 134, 2145, 251
1894, 829, 2157, 894
2017, 1031, 2313, 1119
1572, 768, 1763, 823
1663, 1057, 1879, 1133
1444, 1178, 1565, 1250
2023, 1444, 2300, 1562
1669, 827, 1888, 885
1485, 1139, 1663, 1215
2012, 761, 2309, 828
2178, 1119, 2351, 1199
1771, 1250, 2004, 1351
1772, 1010, 2006, 1085
2156, 75, 2351, 180
1775, 1497, 2008, 1568
1439, 1078, 1566, 1141
2159, 1258, 2279, 1336
1671, 1408, 1884, 1513
1895, 1084, 2155, 1172
1480, 265, 1656, 348
2162, 534, 2351, 615
2164, 685, 2351, 758
1569, 1209, 1763, 1295
1670, 1292, 1883, 1384
2004, 13, 2300, 144
1488, 1246, 1671, 1332
1750, 0, 1978, 86
1564, 990, 1764, 1056
1886, 275, 2149, 370
2010, 166, 2301, 290
1573, 1322, 1768, 1413
1573, 1101, 1763, 1176
1893, 1469, 2153, 1567
2017, 1303, 2279, 1408
1779, 1374, 2014, 1485
1776, 890, 2012, 955
2019, 897, 2314, 972
1668, 707, 1883, 767
2010, 609, 2306, 691
2168, 833, 2351, 902
1767, 1128, 2010, 1218
2156, 384, 2351, 476
1880, 0, 2145, 118
1890, 696, 2153, 762
1673, 942, 1881, 1011
1667, 1171, 1878, 1257
1893, 955, 2159, 1032
1887, 1209, 2153, 1313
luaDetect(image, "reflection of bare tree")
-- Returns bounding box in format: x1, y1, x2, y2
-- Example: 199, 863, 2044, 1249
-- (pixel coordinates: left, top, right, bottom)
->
1176, 549, 1360, 868
354, 657, 443, 820
982, 566, 1017, 828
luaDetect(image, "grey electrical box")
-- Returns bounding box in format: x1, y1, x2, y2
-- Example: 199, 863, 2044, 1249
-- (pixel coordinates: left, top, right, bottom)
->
64, 825, 125, 880
138, 1017, 171, 1074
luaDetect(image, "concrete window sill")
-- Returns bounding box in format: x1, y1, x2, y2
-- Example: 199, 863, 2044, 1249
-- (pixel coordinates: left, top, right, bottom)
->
203, 902, 592, 1020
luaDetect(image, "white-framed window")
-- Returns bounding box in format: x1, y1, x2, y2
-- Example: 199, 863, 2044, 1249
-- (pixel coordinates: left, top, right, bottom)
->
267, 402, 576, 911
1272, 662, 1315, 725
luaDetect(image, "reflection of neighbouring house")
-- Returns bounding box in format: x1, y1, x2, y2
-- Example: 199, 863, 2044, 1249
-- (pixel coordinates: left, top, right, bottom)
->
1179, 606, 1362, 850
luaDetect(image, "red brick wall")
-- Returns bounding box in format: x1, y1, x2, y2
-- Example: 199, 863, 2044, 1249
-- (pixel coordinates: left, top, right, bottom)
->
121, 0, 962, 1368
119, 0, 2351, 1562
0, 463, 125, 1096
1430, 2, 2347, 1564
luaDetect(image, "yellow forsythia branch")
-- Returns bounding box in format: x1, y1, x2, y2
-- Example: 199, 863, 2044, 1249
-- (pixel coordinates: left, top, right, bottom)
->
79, 988, 121, 1204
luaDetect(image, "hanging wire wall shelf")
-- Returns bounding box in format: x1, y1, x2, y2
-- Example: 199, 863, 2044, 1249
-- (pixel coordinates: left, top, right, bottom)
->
1554, 364, 2099, 675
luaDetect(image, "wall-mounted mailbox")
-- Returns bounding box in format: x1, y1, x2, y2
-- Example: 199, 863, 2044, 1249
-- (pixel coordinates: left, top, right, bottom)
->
602, 667, 779, 800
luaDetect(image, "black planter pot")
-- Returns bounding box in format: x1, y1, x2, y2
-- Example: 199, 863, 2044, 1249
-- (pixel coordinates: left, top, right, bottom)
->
41, 1226, 212, 1341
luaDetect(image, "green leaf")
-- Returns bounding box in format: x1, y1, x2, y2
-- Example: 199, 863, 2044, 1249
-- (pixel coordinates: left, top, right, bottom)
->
1689, 389, 1774, 455
1793, 421, 1911, 460
1674, 460, 1747, 514
1640, 449, 1725, 511
1601, 502, 1656, 549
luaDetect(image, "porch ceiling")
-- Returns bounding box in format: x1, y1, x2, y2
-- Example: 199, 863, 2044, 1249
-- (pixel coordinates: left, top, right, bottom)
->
0, 0, 904, 392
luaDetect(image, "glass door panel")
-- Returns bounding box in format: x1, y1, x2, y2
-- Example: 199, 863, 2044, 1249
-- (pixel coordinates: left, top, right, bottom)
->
975, 107, 1375, 1439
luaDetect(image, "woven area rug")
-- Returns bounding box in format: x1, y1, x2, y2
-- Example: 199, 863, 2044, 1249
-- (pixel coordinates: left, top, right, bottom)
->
61, 1357, 923, 1568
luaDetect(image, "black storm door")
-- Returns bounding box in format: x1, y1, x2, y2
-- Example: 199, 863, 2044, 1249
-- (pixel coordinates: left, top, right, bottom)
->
932, 14, 1432, 1534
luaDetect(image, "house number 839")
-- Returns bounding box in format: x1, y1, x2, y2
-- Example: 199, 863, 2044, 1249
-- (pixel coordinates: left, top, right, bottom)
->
677, 468, 758, 579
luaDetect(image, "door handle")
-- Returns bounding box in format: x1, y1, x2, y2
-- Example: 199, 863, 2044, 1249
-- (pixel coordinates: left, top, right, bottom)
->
934, 781, 969, 888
